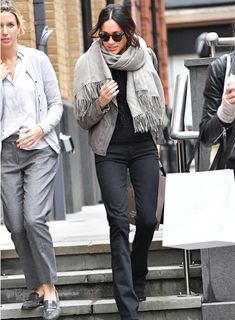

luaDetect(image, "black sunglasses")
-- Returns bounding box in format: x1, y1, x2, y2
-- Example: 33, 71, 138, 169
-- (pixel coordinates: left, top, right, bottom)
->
98, 32, 124, 42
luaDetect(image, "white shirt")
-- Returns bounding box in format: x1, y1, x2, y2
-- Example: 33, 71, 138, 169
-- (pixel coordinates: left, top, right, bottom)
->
2, 51, 47, 149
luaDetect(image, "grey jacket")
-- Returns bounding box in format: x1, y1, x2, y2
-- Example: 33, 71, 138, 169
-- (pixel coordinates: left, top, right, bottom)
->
75, 47, 164, 156
78, 98, 159, 156
1, 45, 63, 153
79, 96, 161, 158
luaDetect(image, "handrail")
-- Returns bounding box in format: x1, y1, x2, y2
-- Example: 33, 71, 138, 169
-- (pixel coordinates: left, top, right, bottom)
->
170, 73, 199, 140
206, 32, 235, 57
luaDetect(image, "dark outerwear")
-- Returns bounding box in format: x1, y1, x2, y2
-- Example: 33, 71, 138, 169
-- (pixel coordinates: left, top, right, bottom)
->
200, 52, 235, 170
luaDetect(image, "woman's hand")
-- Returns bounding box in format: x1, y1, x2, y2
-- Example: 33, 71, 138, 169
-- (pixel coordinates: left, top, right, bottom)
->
99, 80, 119, 109
16, 125, 44, 149
0, 60, 10, 80
224, 76, 235, 106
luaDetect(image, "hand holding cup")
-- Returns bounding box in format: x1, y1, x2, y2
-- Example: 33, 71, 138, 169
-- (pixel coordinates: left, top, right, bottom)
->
224, 74, 235, 106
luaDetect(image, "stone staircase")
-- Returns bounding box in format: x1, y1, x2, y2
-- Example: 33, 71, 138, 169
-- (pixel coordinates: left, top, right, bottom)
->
1, 208, 203, 319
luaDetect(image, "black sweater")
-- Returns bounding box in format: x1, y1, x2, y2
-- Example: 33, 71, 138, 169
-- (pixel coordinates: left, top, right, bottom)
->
110, 68, 151, 144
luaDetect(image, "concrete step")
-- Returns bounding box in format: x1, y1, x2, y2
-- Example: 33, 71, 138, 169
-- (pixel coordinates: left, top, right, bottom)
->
202, 301, 235, 320
1, 295, 202, 320
1, 239, 201, 275
0, 208, 203, 319
1, 265, 202, 303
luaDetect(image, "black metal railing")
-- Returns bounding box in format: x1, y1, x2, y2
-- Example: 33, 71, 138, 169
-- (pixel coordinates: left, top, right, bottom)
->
206, 32, 235, 57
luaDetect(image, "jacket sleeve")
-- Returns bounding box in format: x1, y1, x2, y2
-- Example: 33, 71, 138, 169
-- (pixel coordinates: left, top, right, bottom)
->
200, 55, 230, 146
38, 53, 63, 135
77, 99, 110, 130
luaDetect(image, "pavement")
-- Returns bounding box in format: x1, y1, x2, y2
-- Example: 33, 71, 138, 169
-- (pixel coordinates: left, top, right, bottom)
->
0, 204, 163, 252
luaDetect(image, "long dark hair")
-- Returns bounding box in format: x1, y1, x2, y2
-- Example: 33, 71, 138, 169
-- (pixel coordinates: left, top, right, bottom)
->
90, 4, 139, 48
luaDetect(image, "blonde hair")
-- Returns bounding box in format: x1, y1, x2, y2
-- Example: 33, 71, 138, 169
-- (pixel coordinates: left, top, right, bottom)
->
1, 0, 25, 35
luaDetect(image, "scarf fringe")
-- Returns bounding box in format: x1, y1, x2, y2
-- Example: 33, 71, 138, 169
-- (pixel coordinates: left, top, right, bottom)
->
74, 83, 164, 134
133, 111, 162, 133
133, 93, 163, 132
138, 94, 161, 112
133, 113, 165, 144
74, 81, 104, 119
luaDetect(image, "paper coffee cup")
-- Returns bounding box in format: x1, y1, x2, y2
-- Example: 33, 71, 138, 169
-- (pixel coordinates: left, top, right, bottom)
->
225, 74, 235, 87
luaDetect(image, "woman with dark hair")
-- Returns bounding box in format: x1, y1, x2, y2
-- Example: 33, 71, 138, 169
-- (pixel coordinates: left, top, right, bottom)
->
74, 4, 165, 319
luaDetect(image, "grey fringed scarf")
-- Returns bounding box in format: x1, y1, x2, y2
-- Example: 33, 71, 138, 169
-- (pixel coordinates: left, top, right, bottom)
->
74, 36, 165, 133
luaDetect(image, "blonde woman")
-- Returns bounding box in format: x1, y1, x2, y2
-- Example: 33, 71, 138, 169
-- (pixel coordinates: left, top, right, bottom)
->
1, 1, 62, 319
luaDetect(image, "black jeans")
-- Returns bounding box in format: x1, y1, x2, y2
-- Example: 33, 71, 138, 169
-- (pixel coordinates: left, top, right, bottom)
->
95, 139, 159, 320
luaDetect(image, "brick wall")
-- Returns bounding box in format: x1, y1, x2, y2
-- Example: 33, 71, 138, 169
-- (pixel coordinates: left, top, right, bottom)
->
91, 0, 106, 27
139, 0, 153, 47
13, 0, 83, 102
132, 0, 142, 36
65, 0, 83, 101
12, 0, 168, 104
45, 0, 70, 100
13, 0, 36, 48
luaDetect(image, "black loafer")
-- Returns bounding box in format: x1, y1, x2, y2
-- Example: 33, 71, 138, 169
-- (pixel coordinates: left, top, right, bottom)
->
21, 292, 44, 310
43, 291, 60, 320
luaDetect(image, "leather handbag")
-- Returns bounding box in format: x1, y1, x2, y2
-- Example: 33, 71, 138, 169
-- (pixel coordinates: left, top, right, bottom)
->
127, 161, 166, 230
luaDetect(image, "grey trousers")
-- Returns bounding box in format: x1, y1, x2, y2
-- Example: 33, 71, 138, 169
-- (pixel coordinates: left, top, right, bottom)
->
1, 136, 58, 289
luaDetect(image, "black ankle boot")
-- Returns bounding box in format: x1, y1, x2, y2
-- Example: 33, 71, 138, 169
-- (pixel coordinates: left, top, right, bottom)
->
133, 282, 146, 302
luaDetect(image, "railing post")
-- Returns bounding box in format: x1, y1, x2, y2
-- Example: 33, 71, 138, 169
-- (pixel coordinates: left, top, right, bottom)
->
176, 140, 191, 296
